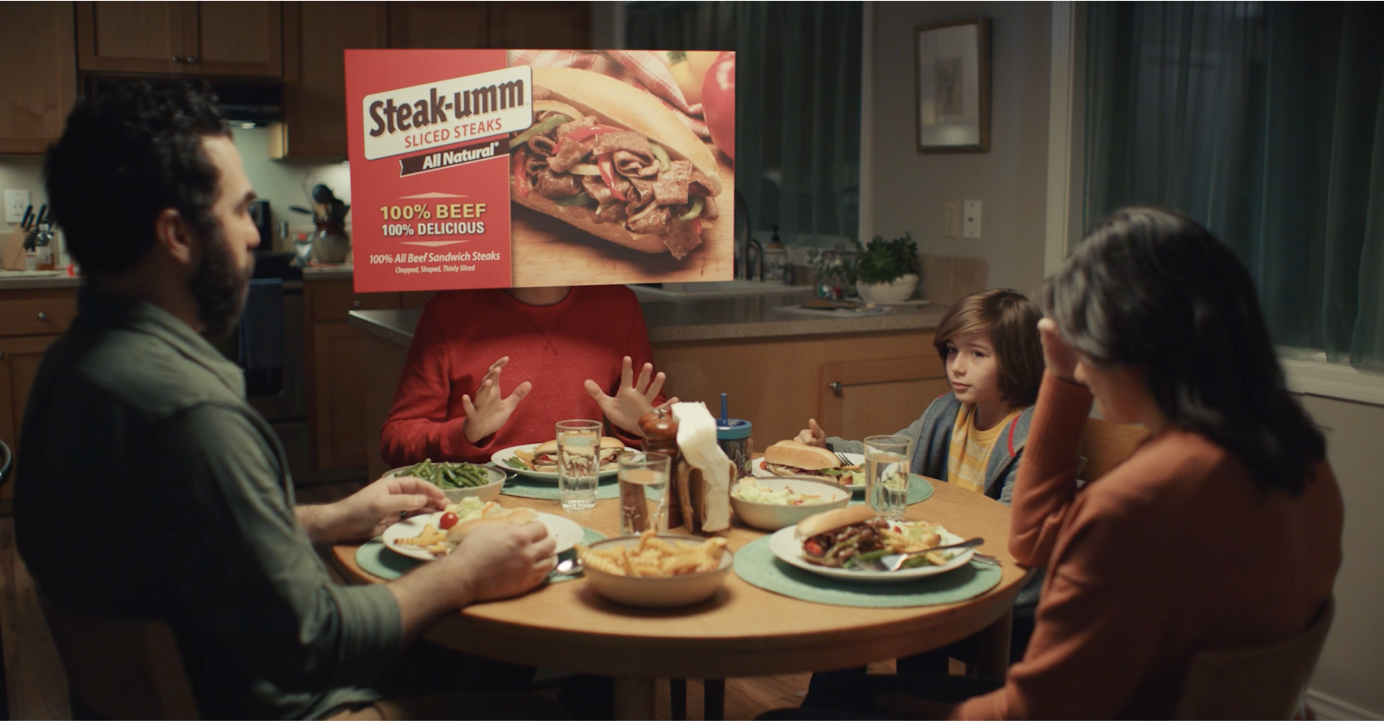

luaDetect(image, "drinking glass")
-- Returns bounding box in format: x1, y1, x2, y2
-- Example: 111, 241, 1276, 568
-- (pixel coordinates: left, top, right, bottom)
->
556, 419, 603, 512
864, 435, 912, 520
618, 451, 671, 536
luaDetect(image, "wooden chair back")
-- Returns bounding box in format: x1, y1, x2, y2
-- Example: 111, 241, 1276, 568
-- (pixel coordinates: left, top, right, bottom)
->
1173, 596, 1335, 719
1077, 417, 1150, 482
38, 592, 199, 719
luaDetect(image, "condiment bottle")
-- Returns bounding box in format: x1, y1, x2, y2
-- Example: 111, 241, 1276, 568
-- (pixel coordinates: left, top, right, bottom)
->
764, 225, 788, 283
639, 408, 683, 528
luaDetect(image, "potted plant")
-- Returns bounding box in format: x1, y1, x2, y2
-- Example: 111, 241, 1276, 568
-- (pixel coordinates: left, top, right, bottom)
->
853, 232, 919, 303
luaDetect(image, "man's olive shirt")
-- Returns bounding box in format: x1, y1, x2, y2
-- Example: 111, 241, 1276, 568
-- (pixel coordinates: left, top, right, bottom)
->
16, 290, 401, 719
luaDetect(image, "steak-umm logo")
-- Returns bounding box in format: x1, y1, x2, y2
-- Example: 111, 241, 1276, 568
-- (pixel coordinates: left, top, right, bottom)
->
361, 66, 532, 161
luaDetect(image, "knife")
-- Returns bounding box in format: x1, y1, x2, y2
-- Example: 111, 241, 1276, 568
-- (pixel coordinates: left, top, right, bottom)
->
20, 204, 33, 230
34, 204, 47, 228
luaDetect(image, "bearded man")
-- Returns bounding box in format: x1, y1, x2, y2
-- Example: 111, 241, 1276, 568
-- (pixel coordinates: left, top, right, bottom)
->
15, 82, 560, 720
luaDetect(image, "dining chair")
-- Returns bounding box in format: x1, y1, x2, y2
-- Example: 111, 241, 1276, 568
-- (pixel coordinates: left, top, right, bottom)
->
1173, 596, 1335, 719
1077, 417, 1150, 483
38, 590, 200, 719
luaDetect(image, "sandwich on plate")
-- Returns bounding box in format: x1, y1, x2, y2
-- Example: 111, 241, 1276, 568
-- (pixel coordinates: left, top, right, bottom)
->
514, 436, 626, 473
762, 440, 841, 477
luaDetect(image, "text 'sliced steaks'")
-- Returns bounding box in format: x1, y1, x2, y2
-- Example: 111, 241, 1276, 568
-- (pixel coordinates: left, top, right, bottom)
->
345, 49, 737, 292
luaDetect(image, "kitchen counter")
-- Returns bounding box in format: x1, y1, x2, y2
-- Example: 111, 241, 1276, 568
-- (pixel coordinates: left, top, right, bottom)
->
348, 292, 945, 346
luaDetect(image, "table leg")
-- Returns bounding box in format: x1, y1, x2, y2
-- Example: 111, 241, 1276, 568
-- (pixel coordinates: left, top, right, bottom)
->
614, 677, 656, 720
974, 607, 1014, 679
671, 678, 687, 720
704, 678, 725, 720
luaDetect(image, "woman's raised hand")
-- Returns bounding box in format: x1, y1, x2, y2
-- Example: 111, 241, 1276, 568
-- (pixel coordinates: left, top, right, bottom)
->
1037, 318, 1079, 382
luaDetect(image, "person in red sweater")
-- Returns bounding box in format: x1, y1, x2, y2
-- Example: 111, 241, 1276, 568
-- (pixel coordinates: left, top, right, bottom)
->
380, 285, 672, 467
772, 207, 1344, 720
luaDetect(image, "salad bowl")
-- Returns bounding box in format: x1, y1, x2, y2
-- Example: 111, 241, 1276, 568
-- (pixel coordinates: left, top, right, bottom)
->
730, 475, 851, 531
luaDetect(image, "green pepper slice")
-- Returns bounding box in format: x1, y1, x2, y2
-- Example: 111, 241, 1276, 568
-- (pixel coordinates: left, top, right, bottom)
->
512, 114, 570, 148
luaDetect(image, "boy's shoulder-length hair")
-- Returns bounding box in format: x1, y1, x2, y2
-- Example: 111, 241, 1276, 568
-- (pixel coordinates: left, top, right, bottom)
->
932, 289, 1044, 407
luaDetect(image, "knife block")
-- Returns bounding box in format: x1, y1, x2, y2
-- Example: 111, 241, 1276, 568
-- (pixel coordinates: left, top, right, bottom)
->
3, 227, 30, 270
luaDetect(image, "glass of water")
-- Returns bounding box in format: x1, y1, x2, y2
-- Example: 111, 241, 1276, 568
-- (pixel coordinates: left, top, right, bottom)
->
864, 435, 912, 520
556, 419, 603, 512
618, 451, 670, 536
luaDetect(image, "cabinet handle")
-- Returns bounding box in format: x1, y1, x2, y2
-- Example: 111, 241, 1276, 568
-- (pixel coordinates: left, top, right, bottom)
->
172, 55, 184, 63
829, 381, 843, 396
37, 312, 48, 322
352, 300, 362, 309
185, 56, 198, 64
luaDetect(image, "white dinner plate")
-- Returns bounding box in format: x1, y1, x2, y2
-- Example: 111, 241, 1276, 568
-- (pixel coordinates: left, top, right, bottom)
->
382, 509, 584, 562
491, 443, 632, 482
752, 452, 865, 490
767, 523, 973, 583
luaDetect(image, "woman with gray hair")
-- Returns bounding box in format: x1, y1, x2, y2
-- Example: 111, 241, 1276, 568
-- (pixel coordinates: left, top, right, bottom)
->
772, 206, 1345, 719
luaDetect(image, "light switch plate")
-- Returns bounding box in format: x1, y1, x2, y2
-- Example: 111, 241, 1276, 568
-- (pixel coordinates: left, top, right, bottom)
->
5, 189, 31, 224
963, 199, 982, 239
944, 201, 961, 238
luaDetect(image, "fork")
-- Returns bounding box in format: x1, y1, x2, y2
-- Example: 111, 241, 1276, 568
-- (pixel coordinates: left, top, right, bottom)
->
865, 537, 986, 572
835, 452, 854, 466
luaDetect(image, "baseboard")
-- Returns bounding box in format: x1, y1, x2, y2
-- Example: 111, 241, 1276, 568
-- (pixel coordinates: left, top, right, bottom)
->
1307, 689, 1383, 720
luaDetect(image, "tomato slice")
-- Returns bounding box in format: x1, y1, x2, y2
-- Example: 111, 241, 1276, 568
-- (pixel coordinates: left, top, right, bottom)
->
438, 512, 459, 530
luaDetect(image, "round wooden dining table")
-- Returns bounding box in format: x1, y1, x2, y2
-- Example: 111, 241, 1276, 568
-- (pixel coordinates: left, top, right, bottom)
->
332, 477, 1032, 719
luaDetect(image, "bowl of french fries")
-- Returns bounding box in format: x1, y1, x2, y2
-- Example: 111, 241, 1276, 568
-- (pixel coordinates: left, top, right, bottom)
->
388, 460, 506, 503
730, 476, 852, 531
575, 531, 733, 608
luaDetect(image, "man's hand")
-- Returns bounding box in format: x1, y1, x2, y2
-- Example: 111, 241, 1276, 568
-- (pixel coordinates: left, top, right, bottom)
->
441, 521, 557, 603
1037, 318, 1080, 382
299, 475, 446, 546
794, 418, 827, 447
584, 356, 676, 436
462, 356, 532, 443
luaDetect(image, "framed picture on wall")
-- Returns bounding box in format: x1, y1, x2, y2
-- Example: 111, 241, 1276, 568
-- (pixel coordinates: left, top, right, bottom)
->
915, 18, 991, 153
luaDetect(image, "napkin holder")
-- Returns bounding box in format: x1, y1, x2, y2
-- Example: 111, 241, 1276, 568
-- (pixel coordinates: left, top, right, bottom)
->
639, 407, 733, 536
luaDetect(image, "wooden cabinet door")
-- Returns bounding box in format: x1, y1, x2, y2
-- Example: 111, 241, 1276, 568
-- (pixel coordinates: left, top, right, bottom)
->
0, 2, 78, 154
76, 1, 186, 74
273, 1, 388, 160
488, 2, 592, 49
0, 335, 60, 502
311, 322, 371, 469
388, 2, 489, 49
817, 355, 951, 443
185, 2, 282, 77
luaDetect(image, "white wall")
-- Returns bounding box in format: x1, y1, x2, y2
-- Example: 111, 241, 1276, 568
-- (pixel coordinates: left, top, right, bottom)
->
870, 2, 1053, 298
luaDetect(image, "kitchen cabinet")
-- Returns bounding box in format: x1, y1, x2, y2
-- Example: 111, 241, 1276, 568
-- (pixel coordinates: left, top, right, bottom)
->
0, 288, 79, 504
304, 279, 400, 470
75, 2, 283, 77
652, 332, 944, 453
0, 2, 78, 154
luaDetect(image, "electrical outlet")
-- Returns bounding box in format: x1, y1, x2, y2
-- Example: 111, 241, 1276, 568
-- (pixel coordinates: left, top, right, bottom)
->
963, 199, 982, 239
944, 201, 961, 238
5, 189, 31, 224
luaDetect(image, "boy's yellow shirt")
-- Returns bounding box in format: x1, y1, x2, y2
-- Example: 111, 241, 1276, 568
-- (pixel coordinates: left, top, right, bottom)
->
946, 403, 1023, 494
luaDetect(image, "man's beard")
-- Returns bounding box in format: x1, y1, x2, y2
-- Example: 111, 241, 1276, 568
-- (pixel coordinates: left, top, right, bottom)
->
190, 228, 254, 339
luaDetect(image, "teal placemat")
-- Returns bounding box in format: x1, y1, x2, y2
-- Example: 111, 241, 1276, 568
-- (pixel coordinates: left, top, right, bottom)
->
846, 475, 933, 507
500, 475, 621, 501
732, 535, 1000, 608
354, 526, 607, 582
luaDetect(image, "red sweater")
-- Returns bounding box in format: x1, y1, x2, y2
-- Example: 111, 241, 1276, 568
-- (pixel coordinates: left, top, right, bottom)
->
955, 374, 1344, 719
379, 286, 663, 467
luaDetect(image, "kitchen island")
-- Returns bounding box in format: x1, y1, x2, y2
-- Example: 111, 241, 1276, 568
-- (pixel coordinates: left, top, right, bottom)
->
350, 291, 950, 481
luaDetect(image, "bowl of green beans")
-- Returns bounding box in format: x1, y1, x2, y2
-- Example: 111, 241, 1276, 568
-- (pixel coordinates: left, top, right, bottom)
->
388, 460, 506, 503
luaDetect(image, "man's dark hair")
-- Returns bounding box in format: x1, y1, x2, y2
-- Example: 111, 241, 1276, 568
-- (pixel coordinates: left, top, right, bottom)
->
43, 80, 229, 274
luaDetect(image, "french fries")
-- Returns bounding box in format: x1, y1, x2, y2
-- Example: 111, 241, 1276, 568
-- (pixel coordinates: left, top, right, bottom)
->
575, 530, 728, 578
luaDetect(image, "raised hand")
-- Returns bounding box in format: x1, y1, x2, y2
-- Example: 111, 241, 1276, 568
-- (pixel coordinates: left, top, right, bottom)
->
461, 356, 532, 443
794, 418, 827, 447
584, 356, 676, 437
1037, 318, 1079, 382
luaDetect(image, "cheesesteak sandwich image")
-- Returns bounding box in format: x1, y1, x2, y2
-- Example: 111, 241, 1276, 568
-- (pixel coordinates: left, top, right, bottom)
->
509, 66, 723, 260
763, 440, 841, 477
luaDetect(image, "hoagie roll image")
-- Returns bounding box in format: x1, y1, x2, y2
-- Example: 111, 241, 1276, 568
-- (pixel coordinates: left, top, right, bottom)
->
508, 65, 733, 283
